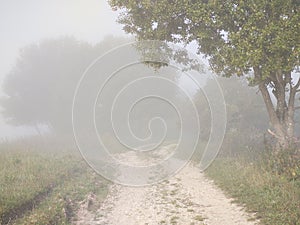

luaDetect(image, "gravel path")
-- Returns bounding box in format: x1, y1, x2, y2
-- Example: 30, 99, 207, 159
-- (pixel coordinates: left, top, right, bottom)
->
74, 163, 259, 225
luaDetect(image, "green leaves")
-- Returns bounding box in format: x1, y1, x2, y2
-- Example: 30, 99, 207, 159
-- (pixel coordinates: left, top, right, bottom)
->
109, 0, 300, 79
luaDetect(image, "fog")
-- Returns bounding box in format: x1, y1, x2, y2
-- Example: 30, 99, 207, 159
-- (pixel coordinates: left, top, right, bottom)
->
0, 0, 273, 183
0, 0, 125, 139
0, 1, 298, 224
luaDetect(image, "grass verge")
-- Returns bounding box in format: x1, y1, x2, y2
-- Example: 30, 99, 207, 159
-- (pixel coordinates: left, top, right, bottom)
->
206, 158, 300, 225
0, 148, 109, 225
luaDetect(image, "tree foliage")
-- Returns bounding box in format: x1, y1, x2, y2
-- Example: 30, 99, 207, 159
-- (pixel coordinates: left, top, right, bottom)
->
1, 36, 183, 142
1, 36, 130, 135
110, 0, 299, 76
110, 0, 300, 148
197, 77, 268, 155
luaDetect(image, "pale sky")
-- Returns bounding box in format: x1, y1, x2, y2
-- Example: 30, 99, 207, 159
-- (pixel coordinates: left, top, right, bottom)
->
0, 0, 126, 139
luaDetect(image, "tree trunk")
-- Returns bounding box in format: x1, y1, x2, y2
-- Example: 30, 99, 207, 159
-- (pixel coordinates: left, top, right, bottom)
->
254, 68, 299, 151
259, 82, 289, 150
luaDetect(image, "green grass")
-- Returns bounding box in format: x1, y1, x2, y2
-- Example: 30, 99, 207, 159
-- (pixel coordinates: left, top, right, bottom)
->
0, 147, 109, 224
206, 158, 300, 225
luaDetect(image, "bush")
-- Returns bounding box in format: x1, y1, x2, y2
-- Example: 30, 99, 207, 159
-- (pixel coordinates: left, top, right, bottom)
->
262, 146, 300, 182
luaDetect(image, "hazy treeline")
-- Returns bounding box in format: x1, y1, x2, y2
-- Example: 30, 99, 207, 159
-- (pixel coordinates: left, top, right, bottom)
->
1, 37, 184, 148
2, 36, 296, 156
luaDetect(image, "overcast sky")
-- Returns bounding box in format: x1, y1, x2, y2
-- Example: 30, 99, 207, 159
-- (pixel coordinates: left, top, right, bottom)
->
0, 0, 126, 139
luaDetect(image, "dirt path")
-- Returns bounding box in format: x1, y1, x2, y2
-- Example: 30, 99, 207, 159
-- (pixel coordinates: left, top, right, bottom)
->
74, 163, 259, 225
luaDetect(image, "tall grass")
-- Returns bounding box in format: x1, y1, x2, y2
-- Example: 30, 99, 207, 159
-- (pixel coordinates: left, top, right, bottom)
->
206, 157, 300, 225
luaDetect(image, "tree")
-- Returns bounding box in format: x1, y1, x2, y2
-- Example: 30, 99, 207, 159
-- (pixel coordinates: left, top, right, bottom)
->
109, 0, 300, 149
1, 36, 184, 146
1, 36, 130, 137
196, 76, 268, 155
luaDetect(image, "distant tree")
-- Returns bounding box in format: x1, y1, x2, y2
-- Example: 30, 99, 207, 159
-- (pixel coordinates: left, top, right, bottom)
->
1, 36, 130, 136
1, 36, 184, 145
194, 76, 269, 155
110, 0, 300, 149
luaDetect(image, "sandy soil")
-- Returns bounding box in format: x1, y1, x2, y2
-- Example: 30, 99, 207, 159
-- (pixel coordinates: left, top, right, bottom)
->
74, 163, 259, 225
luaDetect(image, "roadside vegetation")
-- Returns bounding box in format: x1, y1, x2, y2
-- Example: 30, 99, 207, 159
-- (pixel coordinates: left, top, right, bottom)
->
206, 150, 300, 225
0, 139, 109, 225
193, 77, 300, 225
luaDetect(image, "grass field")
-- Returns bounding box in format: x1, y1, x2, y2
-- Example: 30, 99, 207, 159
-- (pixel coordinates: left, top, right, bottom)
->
0, 140, 109, 225
206, 157, 300, 225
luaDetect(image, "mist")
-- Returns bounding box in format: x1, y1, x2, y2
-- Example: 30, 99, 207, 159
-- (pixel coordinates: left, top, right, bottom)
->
1, 1, 299, 224
0, 0, 125, 139
0, 0, 273, 178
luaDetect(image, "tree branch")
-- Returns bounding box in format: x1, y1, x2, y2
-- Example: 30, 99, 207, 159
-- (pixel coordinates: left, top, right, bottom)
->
268, 129, 284, 140
259, 82, 279, 125
288, 75, 300, 109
